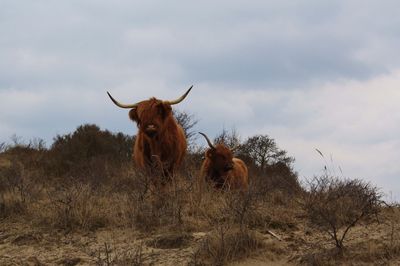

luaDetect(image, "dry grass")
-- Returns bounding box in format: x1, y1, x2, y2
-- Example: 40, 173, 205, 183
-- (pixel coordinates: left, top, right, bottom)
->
1, 127, 399, 265
146, 232, 193, 249
191, 226, 265, 266
95, 242, 145, 266
37, 183, 110, 231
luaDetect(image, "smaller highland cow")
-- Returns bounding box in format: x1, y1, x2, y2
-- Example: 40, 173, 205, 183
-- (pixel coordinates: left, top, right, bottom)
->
199, 132, 249, 190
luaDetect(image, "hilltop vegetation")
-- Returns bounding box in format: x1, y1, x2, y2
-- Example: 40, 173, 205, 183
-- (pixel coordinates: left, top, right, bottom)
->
0, 119, 399, 265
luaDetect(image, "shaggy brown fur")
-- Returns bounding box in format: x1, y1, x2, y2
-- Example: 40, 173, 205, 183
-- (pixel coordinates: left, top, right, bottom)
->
108, 87, 192, 183
129, 98, 187, 182
200, 143, 249, 190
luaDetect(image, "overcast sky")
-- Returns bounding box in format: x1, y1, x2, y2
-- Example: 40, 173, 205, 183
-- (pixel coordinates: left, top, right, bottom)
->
1, 1, 399, 200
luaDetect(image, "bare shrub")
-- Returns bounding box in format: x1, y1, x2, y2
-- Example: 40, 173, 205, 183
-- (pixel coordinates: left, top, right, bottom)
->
188, 179, 288, 265
146, 232, 193, 249
96, 242, 145, 266
0, 191, 26, 218
186, 181, 228, 229
298, 205, 400, 265
0, 138, 48, 219
303, 175, 383, 250
223, 189, 261, 231
239, 134, 294, 173
383, 205, 400, 259
122, 169, 193, 232
189, 167, 297, 235
0, 157, 41, 218
125, 171, 165, 231
213, 128, 241, 150
173, 109, 199, 149
191, 225, 264, 266
0, 159, 29, 203
44, 182, 108, 231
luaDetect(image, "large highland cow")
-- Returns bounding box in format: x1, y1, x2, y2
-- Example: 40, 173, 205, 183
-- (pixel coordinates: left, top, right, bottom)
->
199, 132, 249, 190
107, 86, 192, 182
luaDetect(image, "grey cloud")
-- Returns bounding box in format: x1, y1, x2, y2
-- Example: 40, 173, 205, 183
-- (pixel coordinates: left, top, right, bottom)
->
2, 0, 400, 92
1, 0, 400, 198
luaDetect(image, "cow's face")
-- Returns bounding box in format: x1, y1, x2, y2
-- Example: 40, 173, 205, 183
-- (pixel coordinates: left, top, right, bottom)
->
128, 98, 172, 138
207, 144, 234, 173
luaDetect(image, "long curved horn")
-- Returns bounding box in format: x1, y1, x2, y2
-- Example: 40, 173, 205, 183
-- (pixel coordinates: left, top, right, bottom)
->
164, 85, 193, 105
199, 132, 216, 150
107, 91, 139, 109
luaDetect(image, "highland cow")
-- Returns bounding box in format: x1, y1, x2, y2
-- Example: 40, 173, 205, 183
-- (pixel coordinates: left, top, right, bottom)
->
199, 132, 248, 190
107, 86, 192, 183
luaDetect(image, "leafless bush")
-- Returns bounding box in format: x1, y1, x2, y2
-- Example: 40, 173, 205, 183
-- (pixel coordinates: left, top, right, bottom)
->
174, 109, 199, 149
44, 182, 108, 231
188, 168, 297, 235
223, 188, 261, 231
191, 225, 264, 266
96, 242, 145, 266
146, 232, 193, 249
213, 128, 242, 150
298, 204, 400, 265
123, 169, 193, 232
0, 191, 25, 219
0, 137, 47, 217
383, 205, 400, 259
0, 157, 41, 218
239, 134, 294, 172
303, 175, 383, 250
1, 160, 29, 203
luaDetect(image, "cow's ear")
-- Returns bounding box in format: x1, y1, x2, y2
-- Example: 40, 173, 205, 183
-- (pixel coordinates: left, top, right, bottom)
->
158, 103, 172, 119
129, 108, 139, 122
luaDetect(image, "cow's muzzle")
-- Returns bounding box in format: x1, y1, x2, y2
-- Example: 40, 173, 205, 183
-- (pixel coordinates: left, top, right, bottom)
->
145, 125, 157, 138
